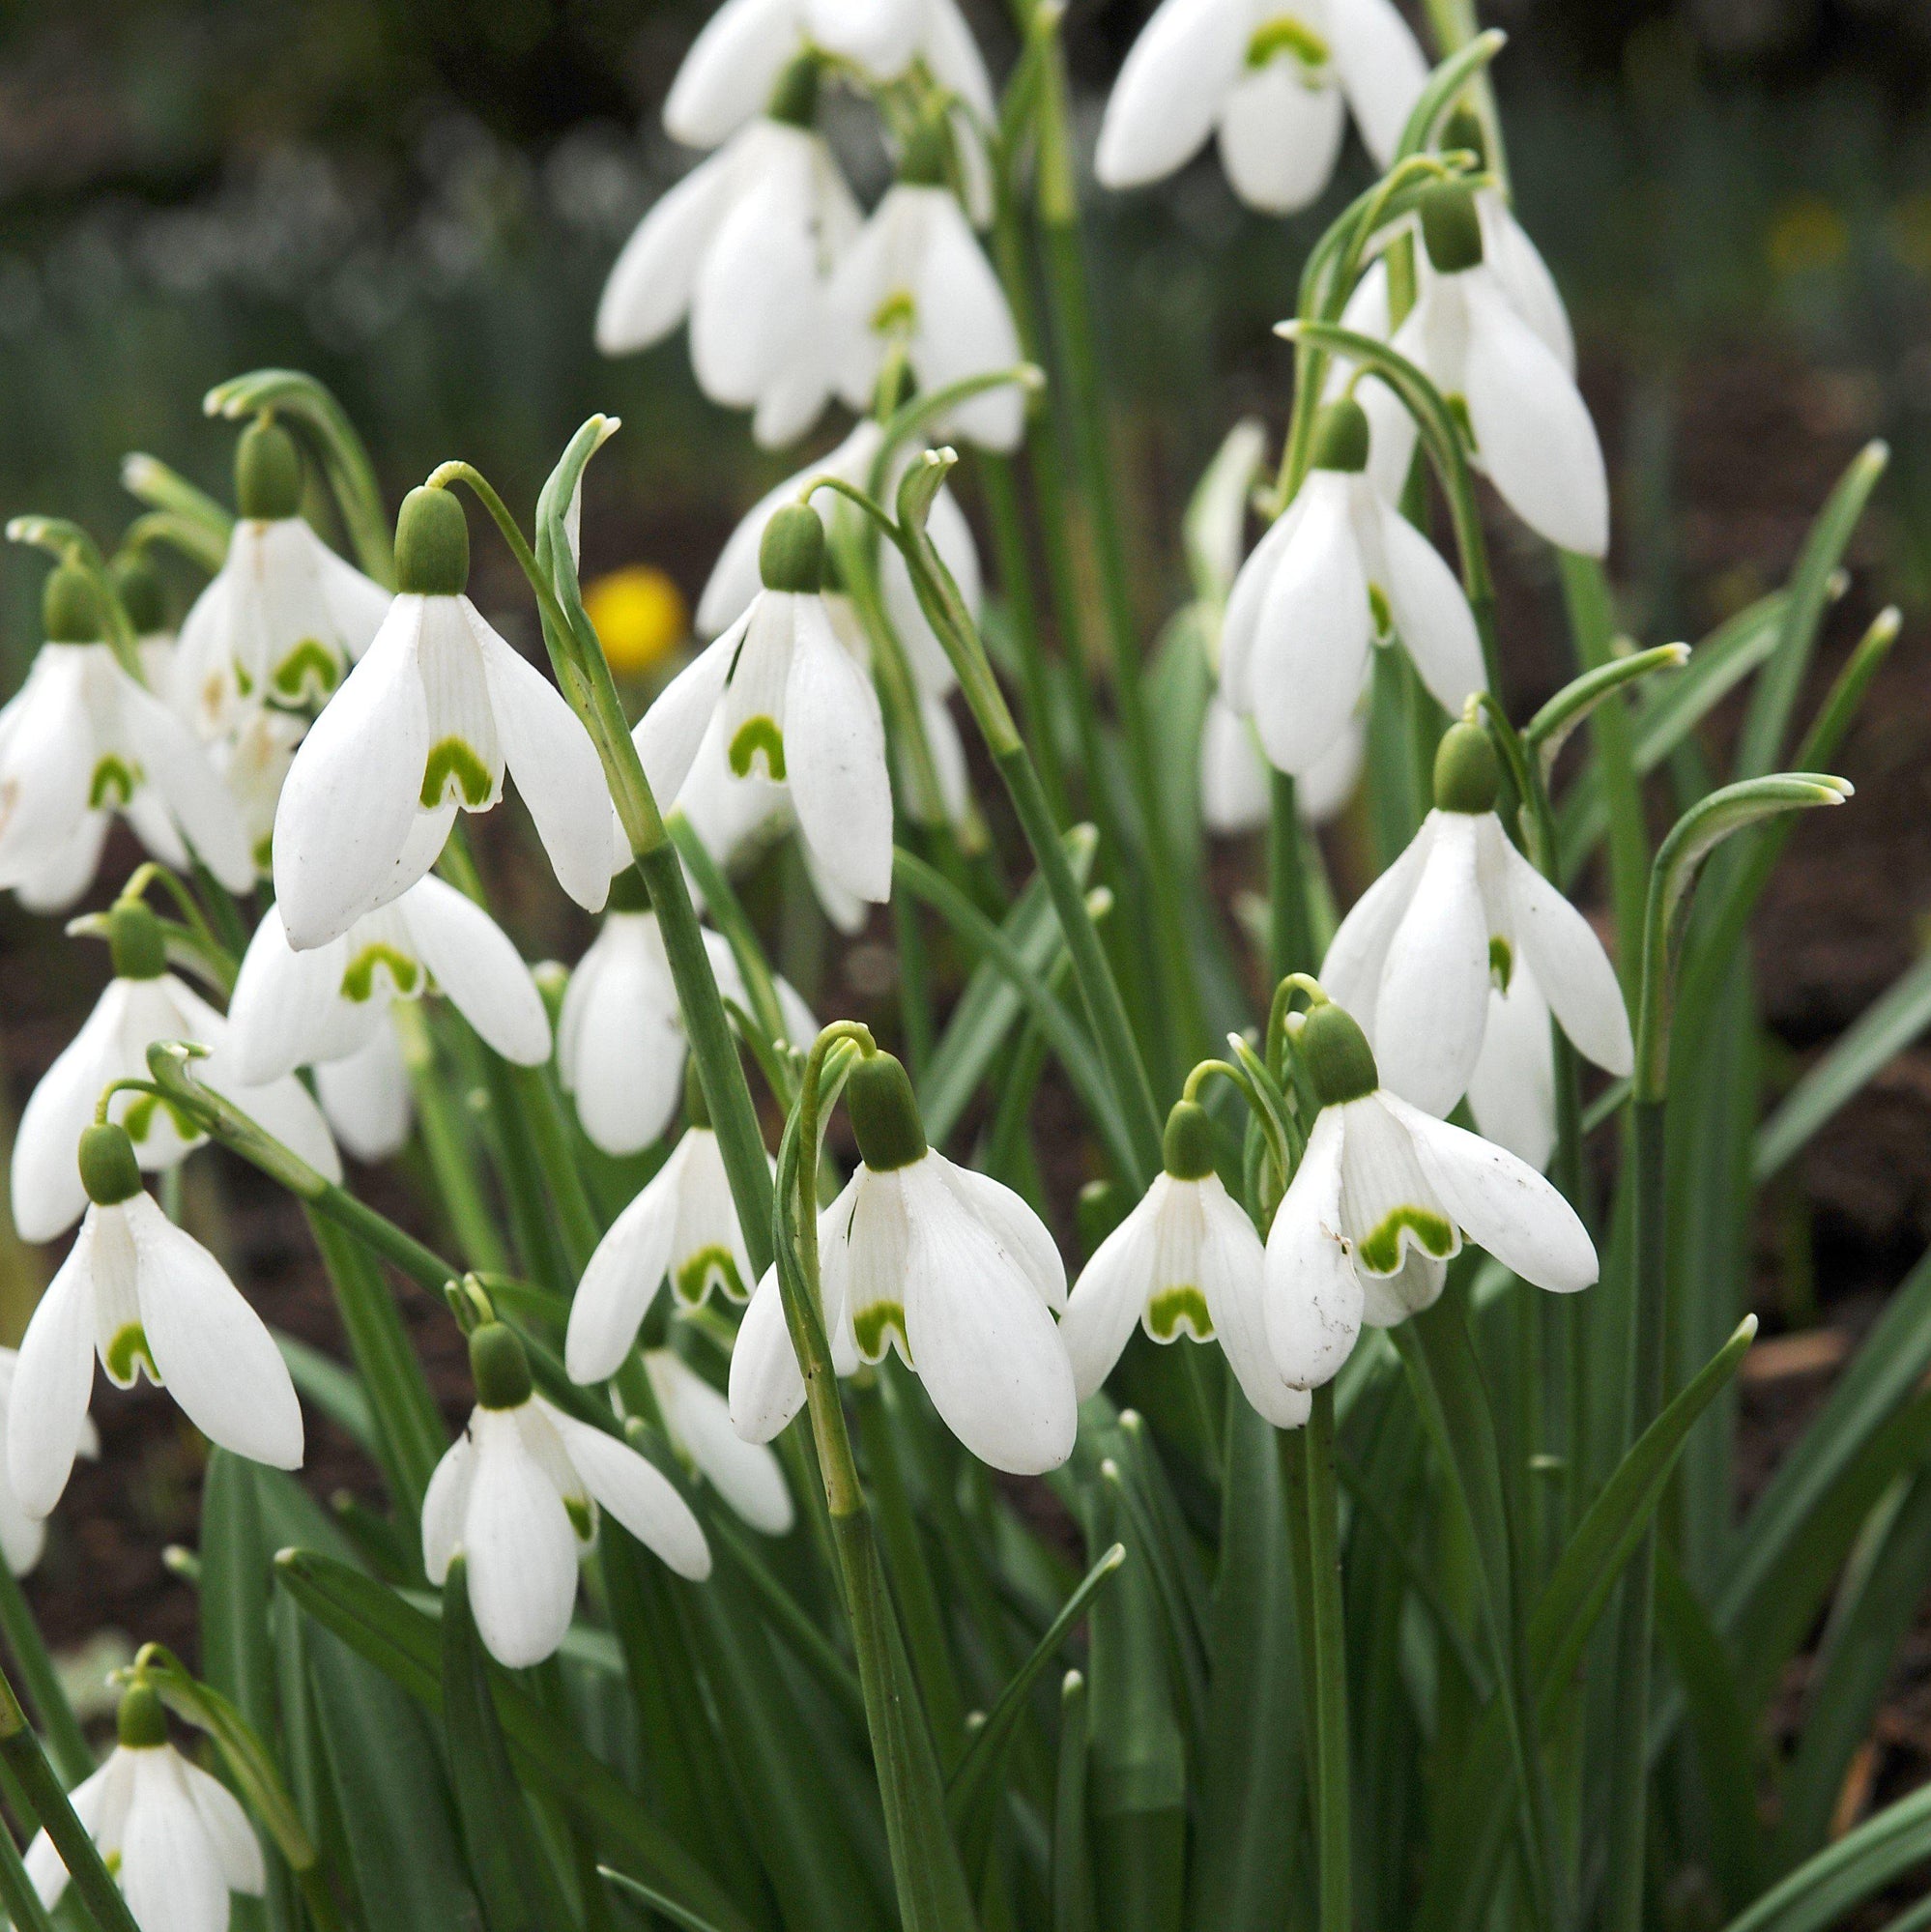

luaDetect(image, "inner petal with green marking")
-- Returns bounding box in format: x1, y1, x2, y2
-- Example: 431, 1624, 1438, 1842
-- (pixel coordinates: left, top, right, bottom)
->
105, 1321, 159, 1388
1354, 1203, 1458, 1278
1489, 935, 1513, 992
853, 1299, 910, 1365
1146, 1284, 1214, 1342
729, 716, 786, 782
1246, 14, 1328, 70
270, 638, 342, 706
120, 1092, 200, 1148
563, 1492, 596, 1543
420, 736, 496, 809
341, 942, 420, 1004
89, 754, 142, 809
871, 288, 916, 338
675, 1246, 745, 1307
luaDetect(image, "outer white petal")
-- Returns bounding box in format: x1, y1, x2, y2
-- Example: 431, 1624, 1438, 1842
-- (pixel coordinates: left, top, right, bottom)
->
784, 598, 893, 903
1219, 490, 1306, 715
471, 609, 611, 914
420, 1431, 477, 1585
942, 1161, 1067, 1311
226, 905, 344, 1083
924, 0, 996, 121
1461, 271, 1608, 558
1199, 690, 1271, 835
1095, 0, 1247, 189
634, 621, 740, 811
1318, 818, 1432, 1024
900, 1162, 1077, 1475
1198, 1175, 1310, 1427
397, 876, 549, 1065
0, 652, 93, 887
1329, 0, 1430, 165
9, 1215, 100, 1516
0, 1478, 45, 1575
663, 0, 800, 148
546, 1402, 711, 1580
728, 1264, 808, 1442
648, 1351, 793, 1535
462, 1408, 581, 1667
11, 986, 130, 1242
804, 0, 920, 75
14, 807, 109, 912
567, 1158, 679, 1382
559, 918, 687, 1156
274, 601, 427, 949
595, 144, 737, 354
128, 1195, 304, 1469
909, 194, 1024, 451
1217, 66, 1344, 216
1488, 822, 1633, 1078
1383, 1093, 1599, 1293
26, 1753, 125, 1907
121, 1747, 231, 1932
1371, 812, 1490, 1115
1262, 1109, 1364, 1387
1299, 710, 1366, 823
119, 680, 254, 891
315, 1019, 413, 1162
1059, 1193, 1158, 1400
1369, 495, 1486, 715
1467, 967, 1557, 1173
1479, 190, 1574, 375
179, 1756, 267, 1894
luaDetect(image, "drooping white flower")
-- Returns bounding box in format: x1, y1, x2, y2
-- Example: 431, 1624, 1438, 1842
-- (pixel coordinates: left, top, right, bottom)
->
632, 504, 893, 909
11, 903, 340, 1245
1096, 0, 1427, 215
597, 67, 861, 449
1345, 183, 1608, 557
0, 566, 253, 908
1060, 1101, 1311, 1428
423, 1322, 710, 1667
1222, 397, 1484, 780
1265, 995, 1597, 1369
1200, 691, 1363, 834
0, 1349, 96, 1576
273, 487, 613, 950
646, 1347, 794, 1535
226, 874, 549, 1095
171, 420, 391, 735
27, 1683, 266, 1930
9, 1123, 305, 1517
663, 0, 993, 153
209, 706, 308, 879
730, 1052, 1077, 1475
1464, 957, 1559, 1172
825, 147, 1023, 451
313, 1014, 414, 1164
1320, 721, 1632, 1118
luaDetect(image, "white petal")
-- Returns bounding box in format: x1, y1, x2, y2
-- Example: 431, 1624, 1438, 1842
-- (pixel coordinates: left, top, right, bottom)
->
1059, 1193, 1159, 1400
25, 1754, 122, 1908
14, 807, 109, 912
121, 1748, 231, 1932
398, 876, 550, 1065
1359, 1249, 1447, 1326
11, 985, 130, 1243
0, 651, 93, 889
1329, 0, 1429, 165
1337, 1093, 1459, 1278
1198, 1174, 1309, 1427
727, 1264, 808, 1442
1262, 1109, 1363, 1387
634, 620, 740, 809
907, 193, 1023, 451
649, 1351, 794, 1535
1369, 494, 1487, 716
463, 1408, 581, 1667
1383, 1093, 1599, 1293
567, 1160, 679, 1382
1298, 710, 1366, 824
595, 145, 737, 354
546, 1402, 711, 1580
0, 1481, 46, 1576
923, 0, 996, 119
1217, 65, 1344, 216
9, 1214, 100, 1517
784, 598, 893, 903
179, 1756, 267, 1894
1199, 690, 1271, 835
1479, 191, 1575, 375
663, 0, 800, 148
420, 1431, 477, 1585
1319, 817, 1432, 1024
315, 1021, 414, 1162
558, 917, 687, 1156
1095, 0, 1246, 189
1466, 967, 1557, 1173
119, 680, 253, 892
226, 904, 344, 1084
804, 0, 920, 75
942, 1160, 1066, 1310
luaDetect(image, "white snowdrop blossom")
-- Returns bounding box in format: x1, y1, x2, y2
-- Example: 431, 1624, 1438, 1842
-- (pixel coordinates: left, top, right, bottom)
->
1223, 397, 1484, 779
208, 706, 307, 879
646, 1347, 794, 1535
631, 504, 893, 911
312, 1016, 414, 1164
423, 1323, 710, 1667
11, 903, 340, 1245
730, 1052, 1077, 1475
9, 1123, 304, 1518
1264, 996, 1597, 1370
273, 487, 613, 950
0, 566, 253, 910
226, 873, 549, 1086
1320, 721, 1632, 1118
1096, 0, 1427, 215
1060, 1101, 1311, 1428
597, 69, 861, 448
28, 1684, 266, 1931
1464, 958, 1561, 1172
0, 1349, 97, 1576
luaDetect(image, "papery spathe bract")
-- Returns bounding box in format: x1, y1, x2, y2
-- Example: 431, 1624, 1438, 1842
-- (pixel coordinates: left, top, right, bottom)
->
1095, 0, 1427, 215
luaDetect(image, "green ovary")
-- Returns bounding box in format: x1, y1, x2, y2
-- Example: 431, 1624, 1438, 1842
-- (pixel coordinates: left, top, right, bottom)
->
271, 639, 341, 703
1247, 14, 1328, 69
341, 943, 420, 1003
106, 1322, 158, 1387
853, 1300, 909, 1364
674, 1247, 745, 1307
1355, 1204, 1457, 1277
729, 716, 787, 782
1147, 1285, 1214, 1343
89, 755, 142, 809
420, 737, 495, 809
1489, 936, 1513, 992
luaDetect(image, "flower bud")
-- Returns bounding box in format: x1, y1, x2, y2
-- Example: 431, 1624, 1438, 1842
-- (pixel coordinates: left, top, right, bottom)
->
684, 1053, 710, 1131
470, 1320, 533, 1410
847, 1052, 928, 1172
765, 52, 821, 129
236, 418, 303, 522
759, 505, 825, 595
1310, 398, 1370, 476
43, 563, 103, 645
79, 1122, 143, 1208
395, 487, 471, 597
1432, 719, 1500, 816
108, 900, 167, 980
1298, 999, 1379, 1109
111, 554, 167, 637
1419, 183, 1484, 274
116, 1681, 169, 1749
1162, 1101, 1216, 1181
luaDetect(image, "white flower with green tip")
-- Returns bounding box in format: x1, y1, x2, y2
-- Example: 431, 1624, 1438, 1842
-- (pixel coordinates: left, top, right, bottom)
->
646, 1346, 794, 1536
423, 1322, 711, 1668
0, 1348, 96, 1577
272, 486, 614, 951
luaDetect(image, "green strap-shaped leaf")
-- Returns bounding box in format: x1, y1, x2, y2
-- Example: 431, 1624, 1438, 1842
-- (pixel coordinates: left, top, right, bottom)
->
1717, 1779, 1931, 1932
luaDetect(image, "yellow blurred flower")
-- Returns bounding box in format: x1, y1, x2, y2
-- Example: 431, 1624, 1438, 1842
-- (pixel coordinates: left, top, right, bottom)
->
1768, 196, 1848, 277
584, 565, 688, 675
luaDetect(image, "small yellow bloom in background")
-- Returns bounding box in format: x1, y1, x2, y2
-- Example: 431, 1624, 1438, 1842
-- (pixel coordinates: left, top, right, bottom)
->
584, 564, 688, 675
1768, 195, 1849, 277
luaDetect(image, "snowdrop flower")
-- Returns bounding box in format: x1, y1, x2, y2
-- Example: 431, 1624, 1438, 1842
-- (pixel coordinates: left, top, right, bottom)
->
632, 504, 892, 912
226, 873, 549, 1087
423, 1322, 710, 1667
11, 902, 340, 1244
273, 487, 613, 950
663, 0, 993, 153
569, 1069, 760, 1380
1223, 397, 1484, 779
1201, 694, 1362, 834
9, 1123, 305, 1518
1096, 0, 1427, 215
647, 1347, 794, 1535
212, 706, 307, 879
0, 565, 253, 909
730, 1052, 1077, 1475
826, 131, 1023, 450
1320, 721, 1632, 1118
171, 420, 390, 735
1061, 1100, 1311, 1428
1265, 993, 1597, 1366
0, 1350, 96, 1576
597, 61, 861, 449
1349, 183, 1608, 557
1464, 958, 1560, 1172
312, 1016, 413, 1164
27, 1681, 266, 1929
